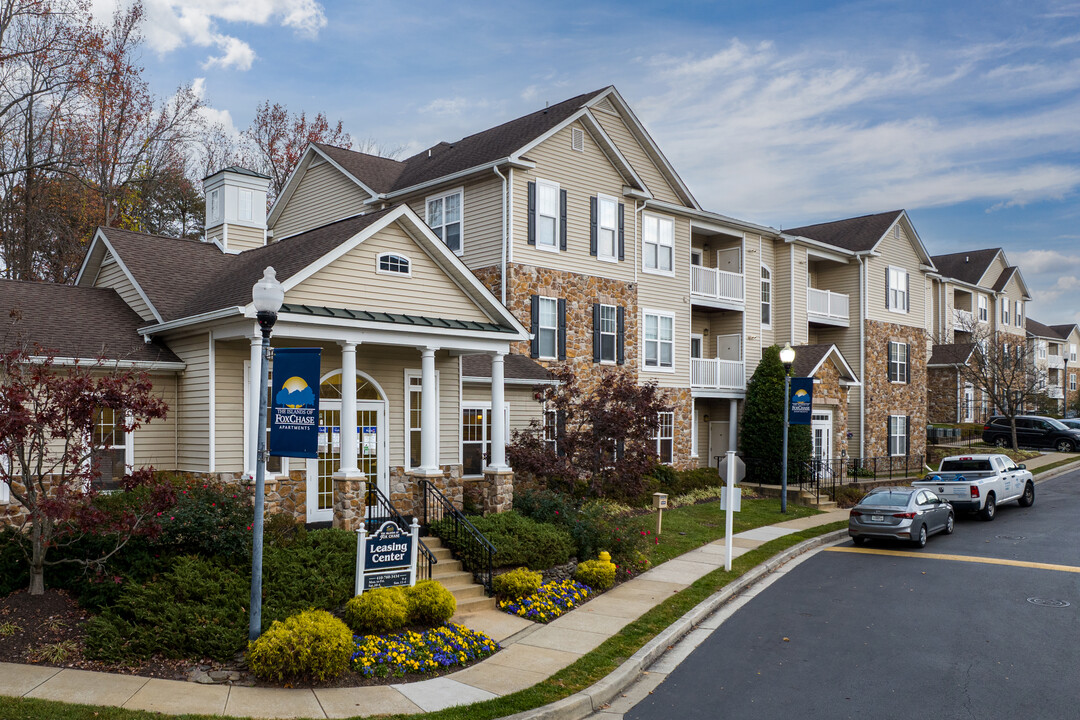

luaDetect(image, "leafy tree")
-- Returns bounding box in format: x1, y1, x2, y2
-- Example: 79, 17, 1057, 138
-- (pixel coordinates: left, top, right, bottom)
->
739, 344, 811, 474
507, 366, 670, 503
0, 341, 173, 595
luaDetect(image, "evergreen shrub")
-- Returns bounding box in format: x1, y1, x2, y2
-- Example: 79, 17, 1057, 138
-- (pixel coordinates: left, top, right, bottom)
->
573, 555, 616, 591
433, 511, 574, 570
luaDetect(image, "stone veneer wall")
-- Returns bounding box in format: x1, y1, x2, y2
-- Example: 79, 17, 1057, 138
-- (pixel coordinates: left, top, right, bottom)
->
862, 320, 928, 461
472, 265, 502, 300
927, 368, 959, 424
811, 360, 850, 458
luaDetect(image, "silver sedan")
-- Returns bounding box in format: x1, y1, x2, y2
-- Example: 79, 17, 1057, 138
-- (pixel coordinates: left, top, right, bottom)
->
848, 487, 955, 548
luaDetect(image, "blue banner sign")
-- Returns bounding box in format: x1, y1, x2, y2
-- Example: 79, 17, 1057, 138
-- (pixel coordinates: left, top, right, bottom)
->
365, 521, 413, 571
789, 377, 814, 426
269, 348, 321, 458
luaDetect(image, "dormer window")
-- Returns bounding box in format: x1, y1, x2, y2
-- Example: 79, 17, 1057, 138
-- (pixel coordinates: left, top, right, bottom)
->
426, 188, 463, 255
377, 253, 411, 276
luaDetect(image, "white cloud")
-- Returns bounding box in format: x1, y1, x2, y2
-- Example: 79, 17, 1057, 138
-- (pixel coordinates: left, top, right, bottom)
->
202, 34, 256, 71
1012, 250, 1080, 275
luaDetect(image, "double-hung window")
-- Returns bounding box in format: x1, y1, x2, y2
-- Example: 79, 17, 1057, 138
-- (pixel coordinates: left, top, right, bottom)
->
537, 296, 558, 359
596, 304, 617, 363
887, 267, 908, 312
888, 342, 908, 383
596, 195, 618, 260
1072, 344, 1078, 362
1002, 301, 1009, 326
1015, 301, 1022, 328
643, 214, 674, 274
405, 370, 440, 470
238, 188, 253, 222
536, 180, 560, 249
92, 408, 131, 491
761, 266, 772, 327
461, 405, 509, 476
888, 415, 909, 457
644, 311, 674, 370
978, 295, 988, 322
426, 188, 463, 254
1071, 373, 1077, 391
656, 412, 674, 464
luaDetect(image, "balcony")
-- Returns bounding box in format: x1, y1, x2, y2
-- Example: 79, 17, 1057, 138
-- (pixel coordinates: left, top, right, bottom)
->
1048, 384, 1065, 399
952, 308, 975, 329
807, 288, 850, 327
691, 265, 744, 309
691, 358, 745, 391
1049, 355, 1065, 370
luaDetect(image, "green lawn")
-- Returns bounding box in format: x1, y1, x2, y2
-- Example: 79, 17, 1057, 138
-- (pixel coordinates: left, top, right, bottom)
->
1032, 456, 1080, 475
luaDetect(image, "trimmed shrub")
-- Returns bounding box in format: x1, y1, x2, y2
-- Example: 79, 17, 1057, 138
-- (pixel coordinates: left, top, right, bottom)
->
433, 511, 574, 570
492, 567, 542, 599
150, 478, 253, 560
574, 556, 616, 591
248, 610, 353, 683
0, 528, 29, 596
831, 485, 867, 508
344, 587, 409, 635
262, 529, 356, 624
406, 580, 456, 626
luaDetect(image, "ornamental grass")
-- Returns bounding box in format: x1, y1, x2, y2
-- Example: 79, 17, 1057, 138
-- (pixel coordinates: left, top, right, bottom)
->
351, 622, 499, 678
497, 579, 593, 623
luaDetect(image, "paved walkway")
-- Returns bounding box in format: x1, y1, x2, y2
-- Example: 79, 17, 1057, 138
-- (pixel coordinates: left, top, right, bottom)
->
0, 509, 849, 718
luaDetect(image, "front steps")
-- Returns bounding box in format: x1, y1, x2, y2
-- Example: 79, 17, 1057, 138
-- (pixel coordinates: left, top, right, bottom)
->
423, 536, 496, 614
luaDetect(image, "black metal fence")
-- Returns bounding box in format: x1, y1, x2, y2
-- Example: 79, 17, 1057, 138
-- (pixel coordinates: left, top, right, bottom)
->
926, 426, 994, 449
364, 485, 435, 581
743, 454, 927, 503
419, 479, 496, 594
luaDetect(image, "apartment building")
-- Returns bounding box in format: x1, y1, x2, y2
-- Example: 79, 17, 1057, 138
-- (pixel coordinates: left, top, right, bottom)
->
1026, 319, 1080, 416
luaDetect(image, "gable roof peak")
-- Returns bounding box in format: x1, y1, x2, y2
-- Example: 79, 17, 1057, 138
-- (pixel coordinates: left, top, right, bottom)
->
784, 209, 905, 253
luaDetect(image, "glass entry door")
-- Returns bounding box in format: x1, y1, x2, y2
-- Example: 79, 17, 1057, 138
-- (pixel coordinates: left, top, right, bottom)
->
306, 400, 385, 524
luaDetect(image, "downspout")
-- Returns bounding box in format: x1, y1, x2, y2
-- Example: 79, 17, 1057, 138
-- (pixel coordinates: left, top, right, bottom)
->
789, 243, 795, 345
493, 166, 508, 305
857, 252, 866, 458
634, 200, 644, 285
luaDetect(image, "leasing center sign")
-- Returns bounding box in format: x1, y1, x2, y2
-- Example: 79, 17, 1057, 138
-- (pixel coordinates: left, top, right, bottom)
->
269, 348, 321, 458
356, 520, 419, 593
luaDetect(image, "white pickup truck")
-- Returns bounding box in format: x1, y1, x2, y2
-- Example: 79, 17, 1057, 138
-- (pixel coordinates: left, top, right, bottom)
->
912, 454, 1035, 521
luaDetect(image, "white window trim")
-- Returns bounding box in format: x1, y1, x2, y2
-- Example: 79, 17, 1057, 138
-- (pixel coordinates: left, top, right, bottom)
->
596, 193, 619, 263
978, 295, 988, 323
641, 212, 675, 277
1072, 343, 1078, 362
238, 188, 254, 222
459, 402, 510, 477
405, 369, 440, 472
92, 408, 135, 489
535, 179, 561, 253
425, 186, 465, 256
543, 408, 559, 456
888, 415, 908, 457
889, 341, 909, 384
642, 309, 676, 374
243, 361, 289, 479
1002, 300, 1009, 326
1070, 373, 1077, 391
887, 266, 908, 314
376, 252, 412, 277
1015, 300, 1022, 328
537, 295, 559, 361
760, 265, 772, 329
656, 411, 675, 465
690, 333, 703, 359
598, 303, 618, 364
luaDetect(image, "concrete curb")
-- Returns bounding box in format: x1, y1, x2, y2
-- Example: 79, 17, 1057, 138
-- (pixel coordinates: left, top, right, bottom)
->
1031, 458, 1080, 484
506, 528, 849, 720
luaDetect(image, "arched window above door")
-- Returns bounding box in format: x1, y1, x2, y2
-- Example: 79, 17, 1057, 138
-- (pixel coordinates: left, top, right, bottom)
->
319, 371, 383, 401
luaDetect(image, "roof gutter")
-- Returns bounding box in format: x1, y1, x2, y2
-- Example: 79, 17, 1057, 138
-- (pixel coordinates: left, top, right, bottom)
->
780, 233, 858, 257
138, 307, 246, 337
370, 158, 536, 204
643, 198, 779, 237
28, 356, 187, 371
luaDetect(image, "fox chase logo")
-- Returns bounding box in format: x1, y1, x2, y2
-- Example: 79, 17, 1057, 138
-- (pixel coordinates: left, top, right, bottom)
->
792, 388, 811, 404
274, 377, 316, 429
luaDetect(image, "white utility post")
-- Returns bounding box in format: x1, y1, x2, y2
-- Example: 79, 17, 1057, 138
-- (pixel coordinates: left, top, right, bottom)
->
724, 450, 738, 571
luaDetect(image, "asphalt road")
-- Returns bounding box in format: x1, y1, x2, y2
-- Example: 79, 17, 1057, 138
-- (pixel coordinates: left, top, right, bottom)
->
625, 469, 1080, 720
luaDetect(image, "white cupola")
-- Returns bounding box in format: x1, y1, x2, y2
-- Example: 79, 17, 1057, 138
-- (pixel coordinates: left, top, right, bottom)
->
203, 166, 271, 253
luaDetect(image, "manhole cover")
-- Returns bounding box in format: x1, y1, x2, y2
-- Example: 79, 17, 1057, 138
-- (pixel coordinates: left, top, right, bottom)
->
1027, 598, 1071, 608
996, 535, 1025, 540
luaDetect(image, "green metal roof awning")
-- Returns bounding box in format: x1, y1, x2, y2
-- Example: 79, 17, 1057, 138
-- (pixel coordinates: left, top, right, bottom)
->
279, 303, 517, 334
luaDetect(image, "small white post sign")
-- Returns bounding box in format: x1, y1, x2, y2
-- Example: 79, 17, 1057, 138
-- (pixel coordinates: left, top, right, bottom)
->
355, 518, 420, 595
723, 450, 743, 572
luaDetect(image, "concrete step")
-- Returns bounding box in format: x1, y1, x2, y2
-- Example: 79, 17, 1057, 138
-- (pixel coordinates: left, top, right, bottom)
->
428, 547, 454, 561
431, 569, 472, 586
453, 595, 497, 613
430, 559, 463, 575
441, 583, 487, 600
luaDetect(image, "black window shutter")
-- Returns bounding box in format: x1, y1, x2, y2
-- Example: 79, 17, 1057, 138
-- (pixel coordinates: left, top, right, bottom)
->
589, 196, 598, 256
885, 268, 890, 309
556, 411, 566, 457
618, 203, 625, 261
530, 295, 539, 358
887, 417, 893, 455
905, 271, 910, 312
557, 298, 567, 360
559, 189, 568, 251
592, 303, 601, 363
887, 342, 895, 382
527, 182, 536, 245
903, 343, 909, 383
616, 306, 626, 365
905, 416, 911, 455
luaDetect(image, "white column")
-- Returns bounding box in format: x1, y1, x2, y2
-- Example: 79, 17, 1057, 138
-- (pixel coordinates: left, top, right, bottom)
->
728, 398, 739, 453
335, 342, 362, 478
487, 351, 509, 471
246, 336, 261, 478
419, 347, 440, 474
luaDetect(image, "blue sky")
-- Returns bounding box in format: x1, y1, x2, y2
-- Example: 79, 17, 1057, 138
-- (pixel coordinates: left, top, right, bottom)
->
94, 0, 1080, 326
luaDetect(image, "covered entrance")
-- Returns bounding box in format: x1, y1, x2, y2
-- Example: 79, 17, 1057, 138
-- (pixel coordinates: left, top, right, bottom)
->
306, 370, 388, 524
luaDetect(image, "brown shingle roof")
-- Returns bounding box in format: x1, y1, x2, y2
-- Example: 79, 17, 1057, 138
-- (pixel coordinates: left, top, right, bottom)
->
929, 248, 1002, 286
785, 210, 904, 252
1026, 317, 1065, 339
0, 280, 181, 364
461, 353, 554, 382
791, 344, 832, 378
929, 343, 976, 366
991, 266, 1018, 292
1050, 324, 1080, 339
314, 88, 609, 195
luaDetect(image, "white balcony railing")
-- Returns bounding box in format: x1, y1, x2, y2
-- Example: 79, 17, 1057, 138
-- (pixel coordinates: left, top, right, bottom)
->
691, 358, 745, 390
806, 288, 850, 321
952, 308, 975, 329
1048, 384, 1065, 399
691, 265, 745, 303
1049, 355, 1065, 370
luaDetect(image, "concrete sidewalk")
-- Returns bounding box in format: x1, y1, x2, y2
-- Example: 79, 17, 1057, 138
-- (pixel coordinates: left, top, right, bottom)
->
0, 508, 868, 719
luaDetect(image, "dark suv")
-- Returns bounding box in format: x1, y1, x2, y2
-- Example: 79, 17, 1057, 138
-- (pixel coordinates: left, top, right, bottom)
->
982, 415, 1080, 452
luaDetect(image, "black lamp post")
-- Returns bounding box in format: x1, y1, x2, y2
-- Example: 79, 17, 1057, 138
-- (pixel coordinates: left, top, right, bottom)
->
249, 267, 283, 642
779, 342, 796, 514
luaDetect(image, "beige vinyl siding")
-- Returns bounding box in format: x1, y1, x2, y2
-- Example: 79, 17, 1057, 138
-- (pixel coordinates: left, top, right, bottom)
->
864, 223, 927, 328
767, 240, 788, 345
132, 372, 178, 469
461, 383, 542, 437
998, 276, 1027, 338
273, 160, 369, 240
224, 224, 264, 253
205, 225, 224, 246
286, 220, 491, 323
690, 311, 742, 360
590, 110, 683, 205
638, 214, 691, 387
403, 177, 504, 271
510, 122, 635, 284
93, 260, 155, 321
790, 245, 809, 345
812, 257, 864, 455
170, 333, 211, 472
214, 341, 248, 472
745, 236, 766, 378
980, 254, 1009, 288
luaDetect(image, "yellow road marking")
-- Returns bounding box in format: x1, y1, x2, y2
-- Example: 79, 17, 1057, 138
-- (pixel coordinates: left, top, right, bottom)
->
826, 546, 1080, 574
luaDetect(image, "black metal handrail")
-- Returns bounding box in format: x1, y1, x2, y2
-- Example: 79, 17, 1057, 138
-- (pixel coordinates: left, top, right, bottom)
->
419, 479, 496, 594
364, 484, 436, 581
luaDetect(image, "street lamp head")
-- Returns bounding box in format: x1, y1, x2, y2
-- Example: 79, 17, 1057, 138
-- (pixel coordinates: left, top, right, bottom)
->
780, 342, 796, 371
252, 267, 284, 314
